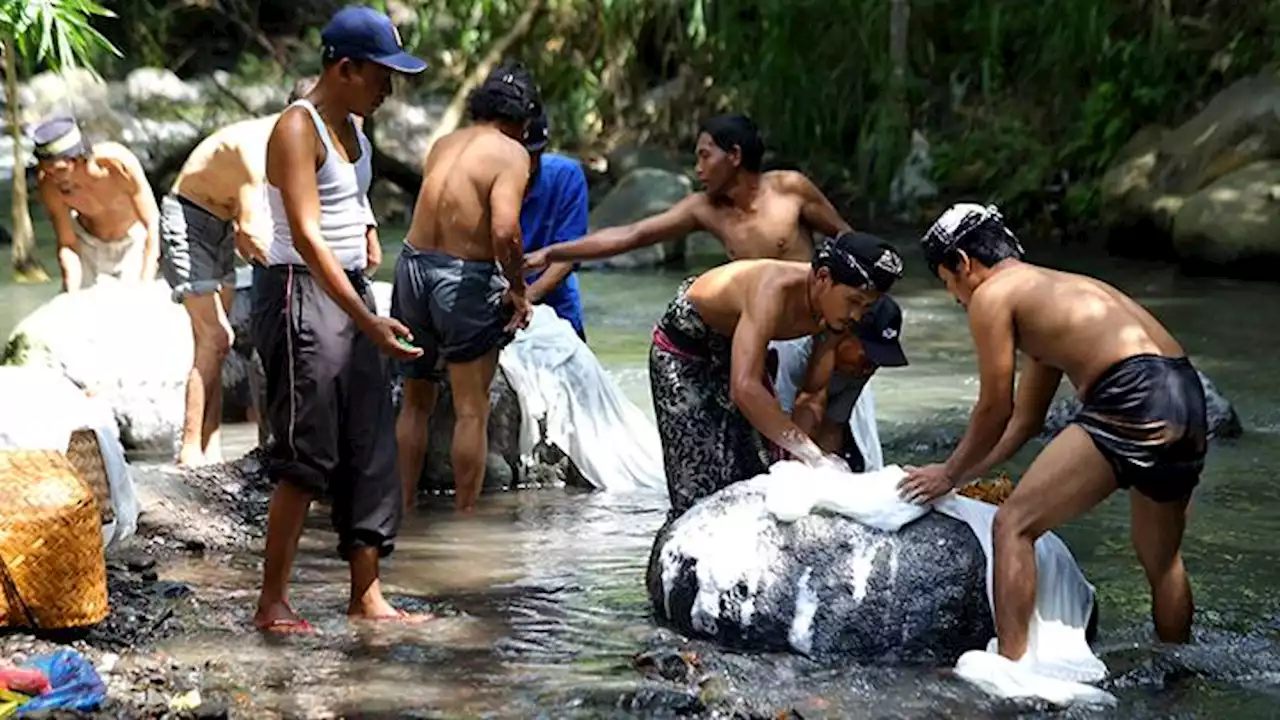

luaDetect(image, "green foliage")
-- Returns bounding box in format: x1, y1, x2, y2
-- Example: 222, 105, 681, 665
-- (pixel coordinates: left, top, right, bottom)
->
0, 0, 122, 76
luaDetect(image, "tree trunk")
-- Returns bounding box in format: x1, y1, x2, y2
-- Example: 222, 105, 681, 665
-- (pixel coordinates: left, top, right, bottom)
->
889, 0, 910, 106
3, 39, 48, 283
419, 0, 547, 158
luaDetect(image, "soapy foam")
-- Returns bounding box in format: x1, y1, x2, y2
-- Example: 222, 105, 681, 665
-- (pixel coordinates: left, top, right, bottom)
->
788, 566, 819, 655
760, 463, 1114, 707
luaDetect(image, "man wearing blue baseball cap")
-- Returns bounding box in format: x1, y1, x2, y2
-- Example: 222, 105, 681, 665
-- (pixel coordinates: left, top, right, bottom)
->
251, 4, 430, 633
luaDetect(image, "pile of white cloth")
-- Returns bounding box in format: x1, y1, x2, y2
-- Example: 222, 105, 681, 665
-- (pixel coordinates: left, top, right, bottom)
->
765, 461, 1115, 707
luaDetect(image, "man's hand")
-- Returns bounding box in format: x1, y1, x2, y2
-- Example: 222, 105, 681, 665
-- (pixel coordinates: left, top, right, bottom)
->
524, 248, 550, 271
365, 230, 382, 276
504, 290, 533, 332
813, 453, 852, 474
234, 229, 269, 265
897, 463, 956, 504
359, 315, 424, 361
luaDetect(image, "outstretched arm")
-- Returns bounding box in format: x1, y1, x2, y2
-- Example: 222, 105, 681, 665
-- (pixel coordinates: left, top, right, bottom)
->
943, 284, 1019, 480
536, 193, 703, 265
957, 356, 1063, 483
730, 292, 830, 467
783, 171, 852, 237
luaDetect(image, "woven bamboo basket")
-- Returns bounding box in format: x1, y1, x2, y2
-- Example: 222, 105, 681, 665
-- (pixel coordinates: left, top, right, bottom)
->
65, 427, 115, 525
0, 450, 109, 629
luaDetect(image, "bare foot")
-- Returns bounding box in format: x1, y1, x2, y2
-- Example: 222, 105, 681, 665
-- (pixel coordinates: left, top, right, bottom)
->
254, 601, 315, 634
176, 449, 205, 468
346, 605, 436, 625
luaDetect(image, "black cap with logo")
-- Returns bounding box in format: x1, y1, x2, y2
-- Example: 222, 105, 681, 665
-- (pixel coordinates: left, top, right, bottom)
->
855, 295, 908, 368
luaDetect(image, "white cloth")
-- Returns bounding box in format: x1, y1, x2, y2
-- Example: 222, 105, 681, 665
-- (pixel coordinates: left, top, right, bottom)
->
72, 217, 148, 289
763, 461, 1114, 707
0, 367, 140, 550
499, 306, 666, 494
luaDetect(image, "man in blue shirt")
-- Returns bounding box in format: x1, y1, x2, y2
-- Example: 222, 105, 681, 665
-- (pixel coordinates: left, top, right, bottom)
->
520, 111, 589, 340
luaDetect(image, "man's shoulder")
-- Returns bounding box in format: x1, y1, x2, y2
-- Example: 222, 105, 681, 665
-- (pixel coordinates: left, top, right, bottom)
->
764, 169, 817, 196
542, 153, 588, 189
91, 141, 140, 166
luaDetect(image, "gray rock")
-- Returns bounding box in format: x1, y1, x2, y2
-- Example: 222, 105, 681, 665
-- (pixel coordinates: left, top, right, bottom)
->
646, 478, 996, 665
583, 168, 693, 269
1172, 160, 1280, 272
1042, 368, 1243, 440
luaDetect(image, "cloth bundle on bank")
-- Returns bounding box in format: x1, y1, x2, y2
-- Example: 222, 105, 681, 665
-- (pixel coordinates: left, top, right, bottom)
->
498, 306, 666, 494
766, 462, 1115, 707
0, 367, 139, 550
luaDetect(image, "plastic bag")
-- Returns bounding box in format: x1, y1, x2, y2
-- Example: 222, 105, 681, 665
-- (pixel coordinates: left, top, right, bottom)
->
18, 649, 106, 714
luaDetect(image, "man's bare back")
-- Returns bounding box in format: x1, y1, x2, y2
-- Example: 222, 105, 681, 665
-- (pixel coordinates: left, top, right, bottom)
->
405, 125, 530, 261
687, 260, 823, 340
39, 141, 148, 242
171, 115, 277, 221
975, 262, 1184, 396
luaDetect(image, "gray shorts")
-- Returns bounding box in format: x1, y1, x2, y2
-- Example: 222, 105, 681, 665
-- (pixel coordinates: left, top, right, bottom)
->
390, 243, 514, 381
772, 335, 870, 424
160, 193, 236, 303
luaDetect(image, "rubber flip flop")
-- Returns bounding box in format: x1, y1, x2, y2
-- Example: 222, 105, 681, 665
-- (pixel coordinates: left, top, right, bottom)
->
255, 617, 316, 635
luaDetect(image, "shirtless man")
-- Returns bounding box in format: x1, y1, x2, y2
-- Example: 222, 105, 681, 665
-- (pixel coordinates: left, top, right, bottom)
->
897, 203, 1207, 661
30, 116, 160, 292
159, 83, 318, 467
391, 63, 539, 513
525, 113, 891, 459
651, 232, 904, 517
251, 5, 430, 631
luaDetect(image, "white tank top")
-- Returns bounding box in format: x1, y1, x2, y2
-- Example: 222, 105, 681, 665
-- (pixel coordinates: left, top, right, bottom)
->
265, 99, 375, 271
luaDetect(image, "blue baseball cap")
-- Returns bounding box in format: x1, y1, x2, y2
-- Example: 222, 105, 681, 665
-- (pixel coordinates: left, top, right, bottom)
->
321, 6, 427, 74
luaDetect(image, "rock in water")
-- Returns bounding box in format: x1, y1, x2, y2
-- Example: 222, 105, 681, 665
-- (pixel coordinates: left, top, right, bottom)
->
646, 478, 994, 665
2, 280, 260, 454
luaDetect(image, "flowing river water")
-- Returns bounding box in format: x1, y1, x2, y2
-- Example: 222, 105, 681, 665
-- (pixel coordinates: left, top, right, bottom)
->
3, 228, 1280, 718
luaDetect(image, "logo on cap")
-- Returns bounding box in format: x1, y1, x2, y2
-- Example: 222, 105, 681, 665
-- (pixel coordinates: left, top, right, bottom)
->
882, 327, 898, 340
875, 249, 904, 277
391, 25, 403, 48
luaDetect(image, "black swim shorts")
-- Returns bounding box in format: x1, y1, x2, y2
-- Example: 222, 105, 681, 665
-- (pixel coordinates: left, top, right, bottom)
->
390, 243, 515, 381
1074, 354, 1208, 502
251, 264, 401, 559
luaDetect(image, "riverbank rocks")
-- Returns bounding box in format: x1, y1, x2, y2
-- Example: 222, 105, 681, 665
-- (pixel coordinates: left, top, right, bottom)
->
1099, 73, 1280, 274
646, 477, 994, 665
1, 280, 255, 454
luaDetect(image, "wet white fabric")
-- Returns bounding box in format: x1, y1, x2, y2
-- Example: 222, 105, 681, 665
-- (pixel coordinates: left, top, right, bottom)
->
762, 461, 1114, 706
848, 383, 884, 471
0, 367, 140, 550
498, 305, 666, 494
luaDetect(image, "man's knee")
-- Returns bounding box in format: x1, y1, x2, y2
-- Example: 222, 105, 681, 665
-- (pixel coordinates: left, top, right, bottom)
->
992, 503, 1039, 543
399, 379, 438, 418
195, 322, 234, 360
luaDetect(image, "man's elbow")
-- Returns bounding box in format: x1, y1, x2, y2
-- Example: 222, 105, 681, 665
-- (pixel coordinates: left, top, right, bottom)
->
729, 376, 763, 411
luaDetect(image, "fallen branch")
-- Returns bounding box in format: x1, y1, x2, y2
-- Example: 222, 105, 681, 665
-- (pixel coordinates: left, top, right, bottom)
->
420, 0, 547, 159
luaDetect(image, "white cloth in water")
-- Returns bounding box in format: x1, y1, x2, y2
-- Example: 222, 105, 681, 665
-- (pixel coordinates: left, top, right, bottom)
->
498, 306, 666, 494
762, 461, 1114, 707
0, 367, 140, 550
71, 216, 149, 289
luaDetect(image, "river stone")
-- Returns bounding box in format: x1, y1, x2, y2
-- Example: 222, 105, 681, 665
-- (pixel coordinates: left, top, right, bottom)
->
1042, 368, 1243, 440
1, 280, 256, 454
584, 168, 692, 269
1171, 161, 1280, 273
646, 477, 995, 665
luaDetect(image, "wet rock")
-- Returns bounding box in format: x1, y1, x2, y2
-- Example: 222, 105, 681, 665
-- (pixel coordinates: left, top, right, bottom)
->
1042, 368, 1243, 440
584, 168, 692, 269
1099, 74, 1280, 265
646, 479, 994, 665
1172, 161, 1280, 276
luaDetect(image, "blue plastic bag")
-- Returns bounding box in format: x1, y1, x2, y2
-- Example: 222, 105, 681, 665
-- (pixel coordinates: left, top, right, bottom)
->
17, 649, 106, 714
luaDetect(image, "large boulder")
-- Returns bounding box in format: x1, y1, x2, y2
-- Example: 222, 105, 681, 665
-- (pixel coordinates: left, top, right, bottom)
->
584, 168, 696, 269
2, 280, 256, 455
1043, 368, 1243, 440
1171, 161, 1280, 275
1099, 73, 1280, 264
646, 477, 995, 665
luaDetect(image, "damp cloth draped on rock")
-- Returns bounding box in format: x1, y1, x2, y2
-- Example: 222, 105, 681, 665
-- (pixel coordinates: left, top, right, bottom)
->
498, 305, 667, 494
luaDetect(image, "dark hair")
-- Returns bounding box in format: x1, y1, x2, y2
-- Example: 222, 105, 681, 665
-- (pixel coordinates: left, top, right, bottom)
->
466, 62, 541, 125
698, 114, 764, 172
927, 217, 1024, 276
288, 76, 320, 103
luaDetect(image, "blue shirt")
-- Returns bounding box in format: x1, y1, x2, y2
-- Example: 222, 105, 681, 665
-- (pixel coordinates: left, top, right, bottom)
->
521, 153, 588, 336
